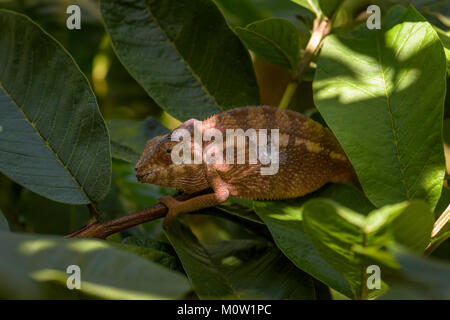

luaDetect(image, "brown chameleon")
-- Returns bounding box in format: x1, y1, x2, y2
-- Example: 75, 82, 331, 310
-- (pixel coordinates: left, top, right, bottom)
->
136, 106, 356, 228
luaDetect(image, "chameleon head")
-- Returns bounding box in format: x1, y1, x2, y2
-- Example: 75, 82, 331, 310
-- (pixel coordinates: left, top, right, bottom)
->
135, 134, 178, 184
135, 122, 209, 193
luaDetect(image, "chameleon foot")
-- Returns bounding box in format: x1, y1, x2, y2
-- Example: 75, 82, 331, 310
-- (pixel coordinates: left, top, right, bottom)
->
159, 188, 229, 229
159, 196, 183, 230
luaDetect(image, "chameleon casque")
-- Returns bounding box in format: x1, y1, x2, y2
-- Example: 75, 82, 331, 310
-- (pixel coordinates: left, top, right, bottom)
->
136, 106, 356, 228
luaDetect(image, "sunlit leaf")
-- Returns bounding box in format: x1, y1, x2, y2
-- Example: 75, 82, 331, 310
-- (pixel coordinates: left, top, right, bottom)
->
253, 184, 373, 298
0, 232, 190, 299
434, 27, 450, 75
314, 6, 447, 209
302, 199, 433, 298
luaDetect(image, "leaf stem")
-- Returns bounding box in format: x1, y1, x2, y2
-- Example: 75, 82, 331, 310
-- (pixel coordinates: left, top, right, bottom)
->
298, 17, 330, 80
278, 17, 331, 109
278, 81, 298, 109
87, 204, 99, 225
66, 205, 167, 239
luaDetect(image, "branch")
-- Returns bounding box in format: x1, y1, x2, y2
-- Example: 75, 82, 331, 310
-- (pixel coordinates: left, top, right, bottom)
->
298, 17, 330, 81
65, 193, 191, 239
424, 203, 450, 256
278, 17, 330, 109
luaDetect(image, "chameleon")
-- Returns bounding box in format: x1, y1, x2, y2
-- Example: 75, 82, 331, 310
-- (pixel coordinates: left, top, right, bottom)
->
136, 106, 356, 228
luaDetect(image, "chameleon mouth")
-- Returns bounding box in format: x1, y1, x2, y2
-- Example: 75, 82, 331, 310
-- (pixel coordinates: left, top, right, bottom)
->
136, 168, 158, 181
136, 164, 180, 182
136, 172, 150, 181
136, 170, 157, 182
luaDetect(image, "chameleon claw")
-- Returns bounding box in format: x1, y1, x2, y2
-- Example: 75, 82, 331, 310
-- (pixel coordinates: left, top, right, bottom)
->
159, 195, 181, 209
159, 196, 183, 230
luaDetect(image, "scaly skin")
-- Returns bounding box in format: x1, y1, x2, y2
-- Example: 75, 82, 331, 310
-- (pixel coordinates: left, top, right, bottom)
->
136, 106, 356, 228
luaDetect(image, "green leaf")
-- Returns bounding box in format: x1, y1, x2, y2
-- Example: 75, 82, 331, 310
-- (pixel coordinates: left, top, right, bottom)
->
428, 198, 450, 253
253, 184, 373, 298
381, 244, 450, 299
313, 6, 447, 209
165, 215, 315, 299
317, 183, 377, 215
217, 196, 263, 224
382, 5, 407, 30
434, 27, 450, 75
253, 200, 352, 297
0, 10, 111, 205
121, 235, 183, 272
17, 190, 89, 235
388, 200, 434, 253
236, 18, 300, 74
302, 200, 388, 298
0, 209, 9, 232
434, 186, 450, 219
107, 117, 169, 164
214, 0, 266, 27
302, 199, 434, 298
0, 232, 190, 299
290, 0, 340, 17
101, 0, 259, 121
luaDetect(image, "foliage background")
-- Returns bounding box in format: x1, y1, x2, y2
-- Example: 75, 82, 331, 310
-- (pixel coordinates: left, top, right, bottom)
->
0, 0, 449, 299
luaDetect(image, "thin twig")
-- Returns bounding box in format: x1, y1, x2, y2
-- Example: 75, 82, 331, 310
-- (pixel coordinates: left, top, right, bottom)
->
297, 17, 330, 80
87, 203, 99, 225
278, 17, 331, 109
424, 203, 450, 256
66, 194, 191, 239
278, 81, 298, 109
